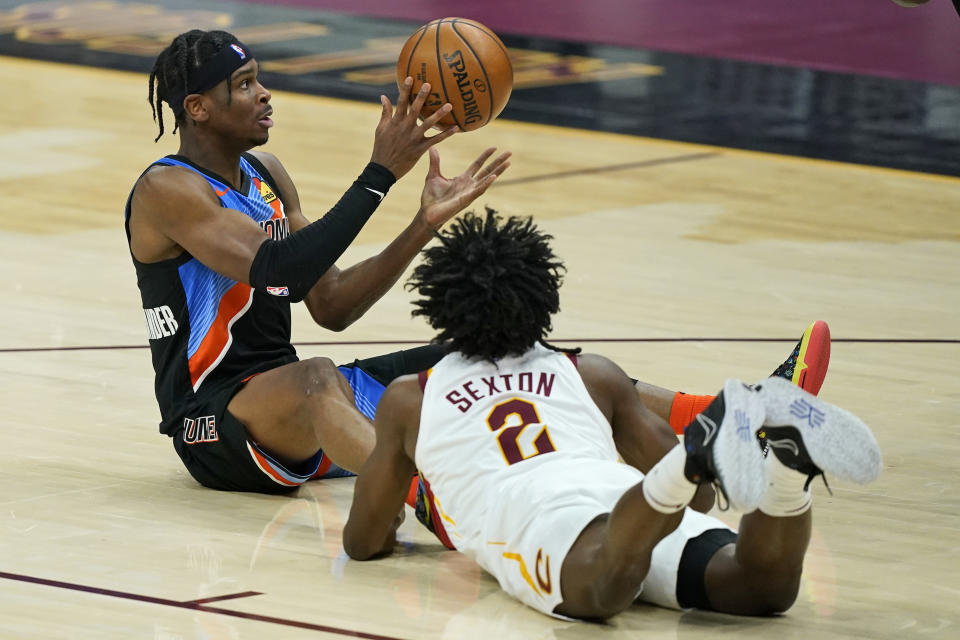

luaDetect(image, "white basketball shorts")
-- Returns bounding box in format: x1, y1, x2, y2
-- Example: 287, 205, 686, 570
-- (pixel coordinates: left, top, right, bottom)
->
468, 457, 734, 618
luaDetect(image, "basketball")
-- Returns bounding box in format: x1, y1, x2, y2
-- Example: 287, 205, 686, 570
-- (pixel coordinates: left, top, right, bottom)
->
396, 17, 513, 132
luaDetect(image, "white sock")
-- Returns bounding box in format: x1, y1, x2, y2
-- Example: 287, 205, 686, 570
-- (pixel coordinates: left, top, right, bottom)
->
758, 453, 812, 517
642, 444, 698, 514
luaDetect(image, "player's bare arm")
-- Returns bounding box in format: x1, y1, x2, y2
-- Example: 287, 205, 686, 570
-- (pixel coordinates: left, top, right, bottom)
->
251, 144, 510, 331
577, 353, 715, 511
131, 79, 479, 300
576, 354, 680, 472
129, 165, 271, 278
343, 375, 423, 560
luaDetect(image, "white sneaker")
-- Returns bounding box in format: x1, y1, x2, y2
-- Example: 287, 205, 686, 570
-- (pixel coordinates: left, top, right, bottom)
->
754, 377, 882, 486
682, 379, 767, 512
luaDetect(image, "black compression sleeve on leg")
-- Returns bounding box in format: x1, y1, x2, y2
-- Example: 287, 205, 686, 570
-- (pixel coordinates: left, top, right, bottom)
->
248, 162, 395, 302
675, 528, 738, 610
347, 344, 450, 385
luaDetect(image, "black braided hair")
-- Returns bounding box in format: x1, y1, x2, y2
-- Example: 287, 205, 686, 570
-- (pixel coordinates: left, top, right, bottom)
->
147, 29, 239, 142
406, 208, 576, 362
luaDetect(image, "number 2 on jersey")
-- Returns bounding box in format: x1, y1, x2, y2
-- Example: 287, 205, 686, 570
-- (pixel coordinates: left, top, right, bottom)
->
487, 398, 556, 465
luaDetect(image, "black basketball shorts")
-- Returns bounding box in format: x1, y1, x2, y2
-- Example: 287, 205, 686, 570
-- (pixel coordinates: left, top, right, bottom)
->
171, 344, 449, 493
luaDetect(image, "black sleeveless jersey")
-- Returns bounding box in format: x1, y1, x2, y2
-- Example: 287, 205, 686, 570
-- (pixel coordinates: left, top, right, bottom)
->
124, 153, 298, 435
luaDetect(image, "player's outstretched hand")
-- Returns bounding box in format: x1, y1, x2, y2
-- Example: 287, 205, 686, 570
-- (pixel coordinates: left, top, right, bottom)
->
369, 77, 459, 180
418, 146, 511, 230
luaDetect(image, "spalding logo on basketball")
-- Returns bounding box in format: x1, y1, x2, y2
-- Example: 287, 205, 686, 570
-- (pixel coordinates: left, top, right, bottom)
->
397, 17, 514, 132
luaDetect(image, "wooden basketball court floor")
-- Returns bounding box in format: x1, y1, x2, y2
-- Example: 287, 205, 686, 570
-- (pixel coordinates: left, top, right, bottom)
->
1, 55, 958, 639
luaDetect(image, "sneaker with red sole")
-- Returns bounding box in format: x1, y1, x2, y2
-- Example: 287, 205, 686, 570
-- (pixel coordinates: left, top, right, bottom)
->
770, 320, 831, 396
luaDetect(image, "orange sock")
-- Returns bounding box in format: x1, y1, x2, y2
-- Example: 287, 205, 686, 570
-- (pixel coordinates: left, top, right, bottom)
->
405, 475, 420, 508
668, 392, 716, 435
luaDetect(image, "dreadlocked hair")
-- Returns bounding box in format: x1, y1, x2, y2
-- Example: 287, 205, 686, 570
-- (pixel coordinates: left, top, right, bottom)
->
407, 208, 574, 363
147, 29, 239, 142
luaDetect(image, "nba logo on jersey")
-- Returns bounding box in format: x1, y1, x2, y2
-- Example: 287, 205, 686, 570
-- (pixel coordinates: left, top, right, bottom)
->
266, 286, 289, 297
230, 43, 246, 59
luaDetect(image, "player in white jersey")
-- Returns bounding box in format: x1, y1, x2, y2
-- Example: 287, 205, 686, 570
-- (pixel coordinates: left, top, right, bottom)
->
343, 210, 882, 620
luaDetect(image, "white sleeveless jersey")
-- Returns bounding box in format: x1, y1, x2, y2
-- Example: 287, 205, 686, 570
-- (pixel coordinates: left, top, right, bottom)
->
415, 344, 620, 556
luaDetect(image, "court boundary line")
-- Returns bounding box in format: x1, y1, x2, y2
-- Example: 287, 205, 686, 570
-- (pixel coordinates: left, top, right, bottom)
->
0, 337, 957, 354
0, 571, 407, 639
184, 591, 263, 605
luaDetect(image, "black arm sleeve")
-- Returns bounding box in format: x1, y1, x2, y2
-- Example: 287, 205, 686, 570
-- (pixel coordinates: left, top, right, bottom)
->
248, 162, 395, 303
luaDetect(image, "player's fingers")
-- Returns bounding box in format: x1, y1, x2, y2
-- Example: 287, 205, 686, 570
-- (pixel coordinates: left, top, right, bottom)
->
418, 103, 453, 132
465, 147, 497, 177
379, 95, 392, 123
466, 173, 500, 200
423, 124, 459, 148
489, 159, 511, 179
483, 167, 507, 187
475, 151, 512, 179
427, 147, 441, 178
408, 82, 432, 119
394, 77, 414, 118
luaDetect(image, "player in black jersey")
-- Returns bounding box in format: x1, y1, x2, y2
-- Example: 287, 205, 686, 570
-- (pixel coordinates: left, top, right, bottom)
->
126, 29, 510, 493
127, 29, 833, 497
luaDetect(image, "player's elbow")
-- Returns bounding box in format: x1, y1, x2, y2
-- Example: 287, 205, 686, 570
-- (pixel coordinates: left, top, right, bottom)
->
343, 518, 395, 560
318, 316, 351, 332
305, 301, 355, 332
343, 539, 374, 561
343, 533, 390, 561
342, 526, 372, 560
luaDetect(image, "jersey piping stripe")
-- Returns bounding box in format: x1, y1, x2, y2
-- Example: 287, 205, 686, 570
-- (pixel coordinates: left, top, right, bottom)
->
352, 387, 378, 420
336, 365, 386, 421
311, 454, 333, 479
156, 157, 230, 193
180, 262, 238, 358
158, 157, 278, 225
421, 476, 455, 550
189, 283, 254, 391
246, 441, 312, 487
417, 368, 432, 391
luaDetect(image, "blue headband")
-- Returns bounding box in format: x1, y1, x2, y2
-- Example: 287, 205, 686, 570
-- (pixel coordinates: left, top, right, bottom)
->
166, 41, 254, 116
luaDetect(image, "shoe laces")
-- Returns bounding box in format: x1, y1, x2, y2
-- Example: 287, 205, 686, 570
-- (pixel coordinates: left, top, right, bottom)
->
804, 472, 832, 495
759, 427, 833, 495
713, 481, 731, 512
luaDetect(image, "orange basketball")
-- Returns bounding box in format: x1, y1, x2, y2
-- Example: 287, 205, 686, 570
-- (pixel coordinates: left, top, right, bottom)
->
396, 17, 513, 132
